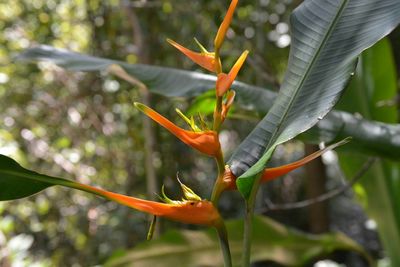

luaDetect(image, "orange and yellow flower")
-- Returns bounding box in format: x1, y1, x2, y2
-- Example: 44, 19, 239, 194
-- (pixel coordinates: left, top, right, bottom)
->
167, 38, 219, 73
167, 0, 247, 95
78, 179, 221, 226
135, 102, 222, 158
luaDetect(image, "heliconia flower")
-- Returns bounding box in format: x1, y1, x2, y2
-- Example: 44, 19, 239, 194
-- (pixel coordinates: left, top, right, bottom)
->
216, 50, 249, 97
77, 180, 221, 227
214, 0, 239, 50
223, 139, 350, 190
167, 38, 220, 73
221, 90, 236, 122
134, 102, 222, 158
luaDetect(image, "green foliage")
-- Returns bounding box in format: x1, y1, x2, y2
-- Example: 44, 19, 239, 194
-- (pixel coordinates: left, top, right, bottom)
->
18, 46, 400, 163
105, 216, 371, 267
336, 38, 400, 266
2, 0, 400, 266
228, 0, 400, 198
18, 46, 276, 114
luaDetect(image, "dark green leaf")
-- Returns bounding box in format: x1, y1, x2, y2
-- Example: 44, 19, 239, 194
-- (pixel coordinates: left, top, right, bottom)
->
0, 154, 53, 200
228, 0, 400, 198
18, 46, 400, 161
105, 216, 371, 267
0, 155, 86, 201
0, 155, 130, 209
17, 46, 276, 112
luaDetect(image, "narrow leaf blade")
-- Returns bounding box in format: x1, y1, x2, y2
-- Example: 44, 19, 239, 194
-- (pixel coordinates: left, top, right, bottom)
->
17, 45, 276, 109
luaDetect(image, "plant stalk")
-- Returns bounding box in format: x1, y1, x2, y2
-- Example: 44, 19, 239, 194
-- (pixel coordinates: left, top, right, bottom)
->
242, 201, 254, 267
241, 174, 262, 267
216, 221, 232, 267
213, 96, 223, 131
211, 45, 232, 267
211, 152, 226, 205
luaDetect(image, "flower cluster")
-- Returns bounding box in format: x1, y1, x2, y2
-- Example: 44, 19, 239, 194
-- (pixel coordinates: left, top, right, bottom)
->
101, 0, 347, 229
121, 0, 248, 228
135, 0, 248, 160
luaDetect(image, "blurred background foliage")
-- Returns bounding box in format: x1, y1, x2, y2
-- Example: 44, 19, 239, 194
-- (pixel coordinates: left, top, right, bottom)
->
0, 0, 399, 266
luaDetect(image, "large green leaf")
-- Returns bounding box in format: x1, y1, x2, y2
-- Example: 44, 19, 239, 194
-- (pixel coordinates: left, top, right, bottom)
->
18, 47, 400, 160
228, 0, 400, 198
18, 45, 276, 114
105, 215, 371, 267
335, 38, 400, 266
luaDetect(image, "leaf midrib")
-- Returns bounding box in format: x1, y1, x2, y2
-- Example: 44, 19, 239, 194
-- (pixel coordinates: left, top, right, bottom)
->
259, 0, 349, 155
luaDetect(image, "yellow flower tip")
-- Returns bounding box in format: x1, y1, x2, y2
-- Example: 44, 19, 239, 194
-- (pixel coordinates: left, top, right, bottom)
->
176, 176, 202, 202
194, 37, 211, 55
231, 50, 249, 74
134, 102, 146, 111
175, 108, 201, 132
157, 180, 220, 226
214, 0, 239, 50
167, 38, 217, 72
166, 38, 181, 49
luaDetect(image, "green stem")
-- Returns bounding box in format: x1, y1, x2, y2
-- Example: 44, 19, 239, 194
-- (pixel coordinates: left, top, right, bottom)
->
211, 47, 231, 267
242, 201, 254, 267
241, 174, 262, 267
213, 47, 223, 132
211, 152, 226, 205
216, 221, 232, 267
213, 96, 223, 131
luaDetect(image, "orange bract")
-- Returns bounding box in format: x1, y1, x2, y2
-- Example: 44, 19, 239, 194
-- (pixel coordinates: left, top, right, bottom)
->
221, 90, 236, 122
79, 183, 221, 226
167, 39, 217, 73
216, 50, 249, 96
214, 0, 239, 50
135, 102, 222, 157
